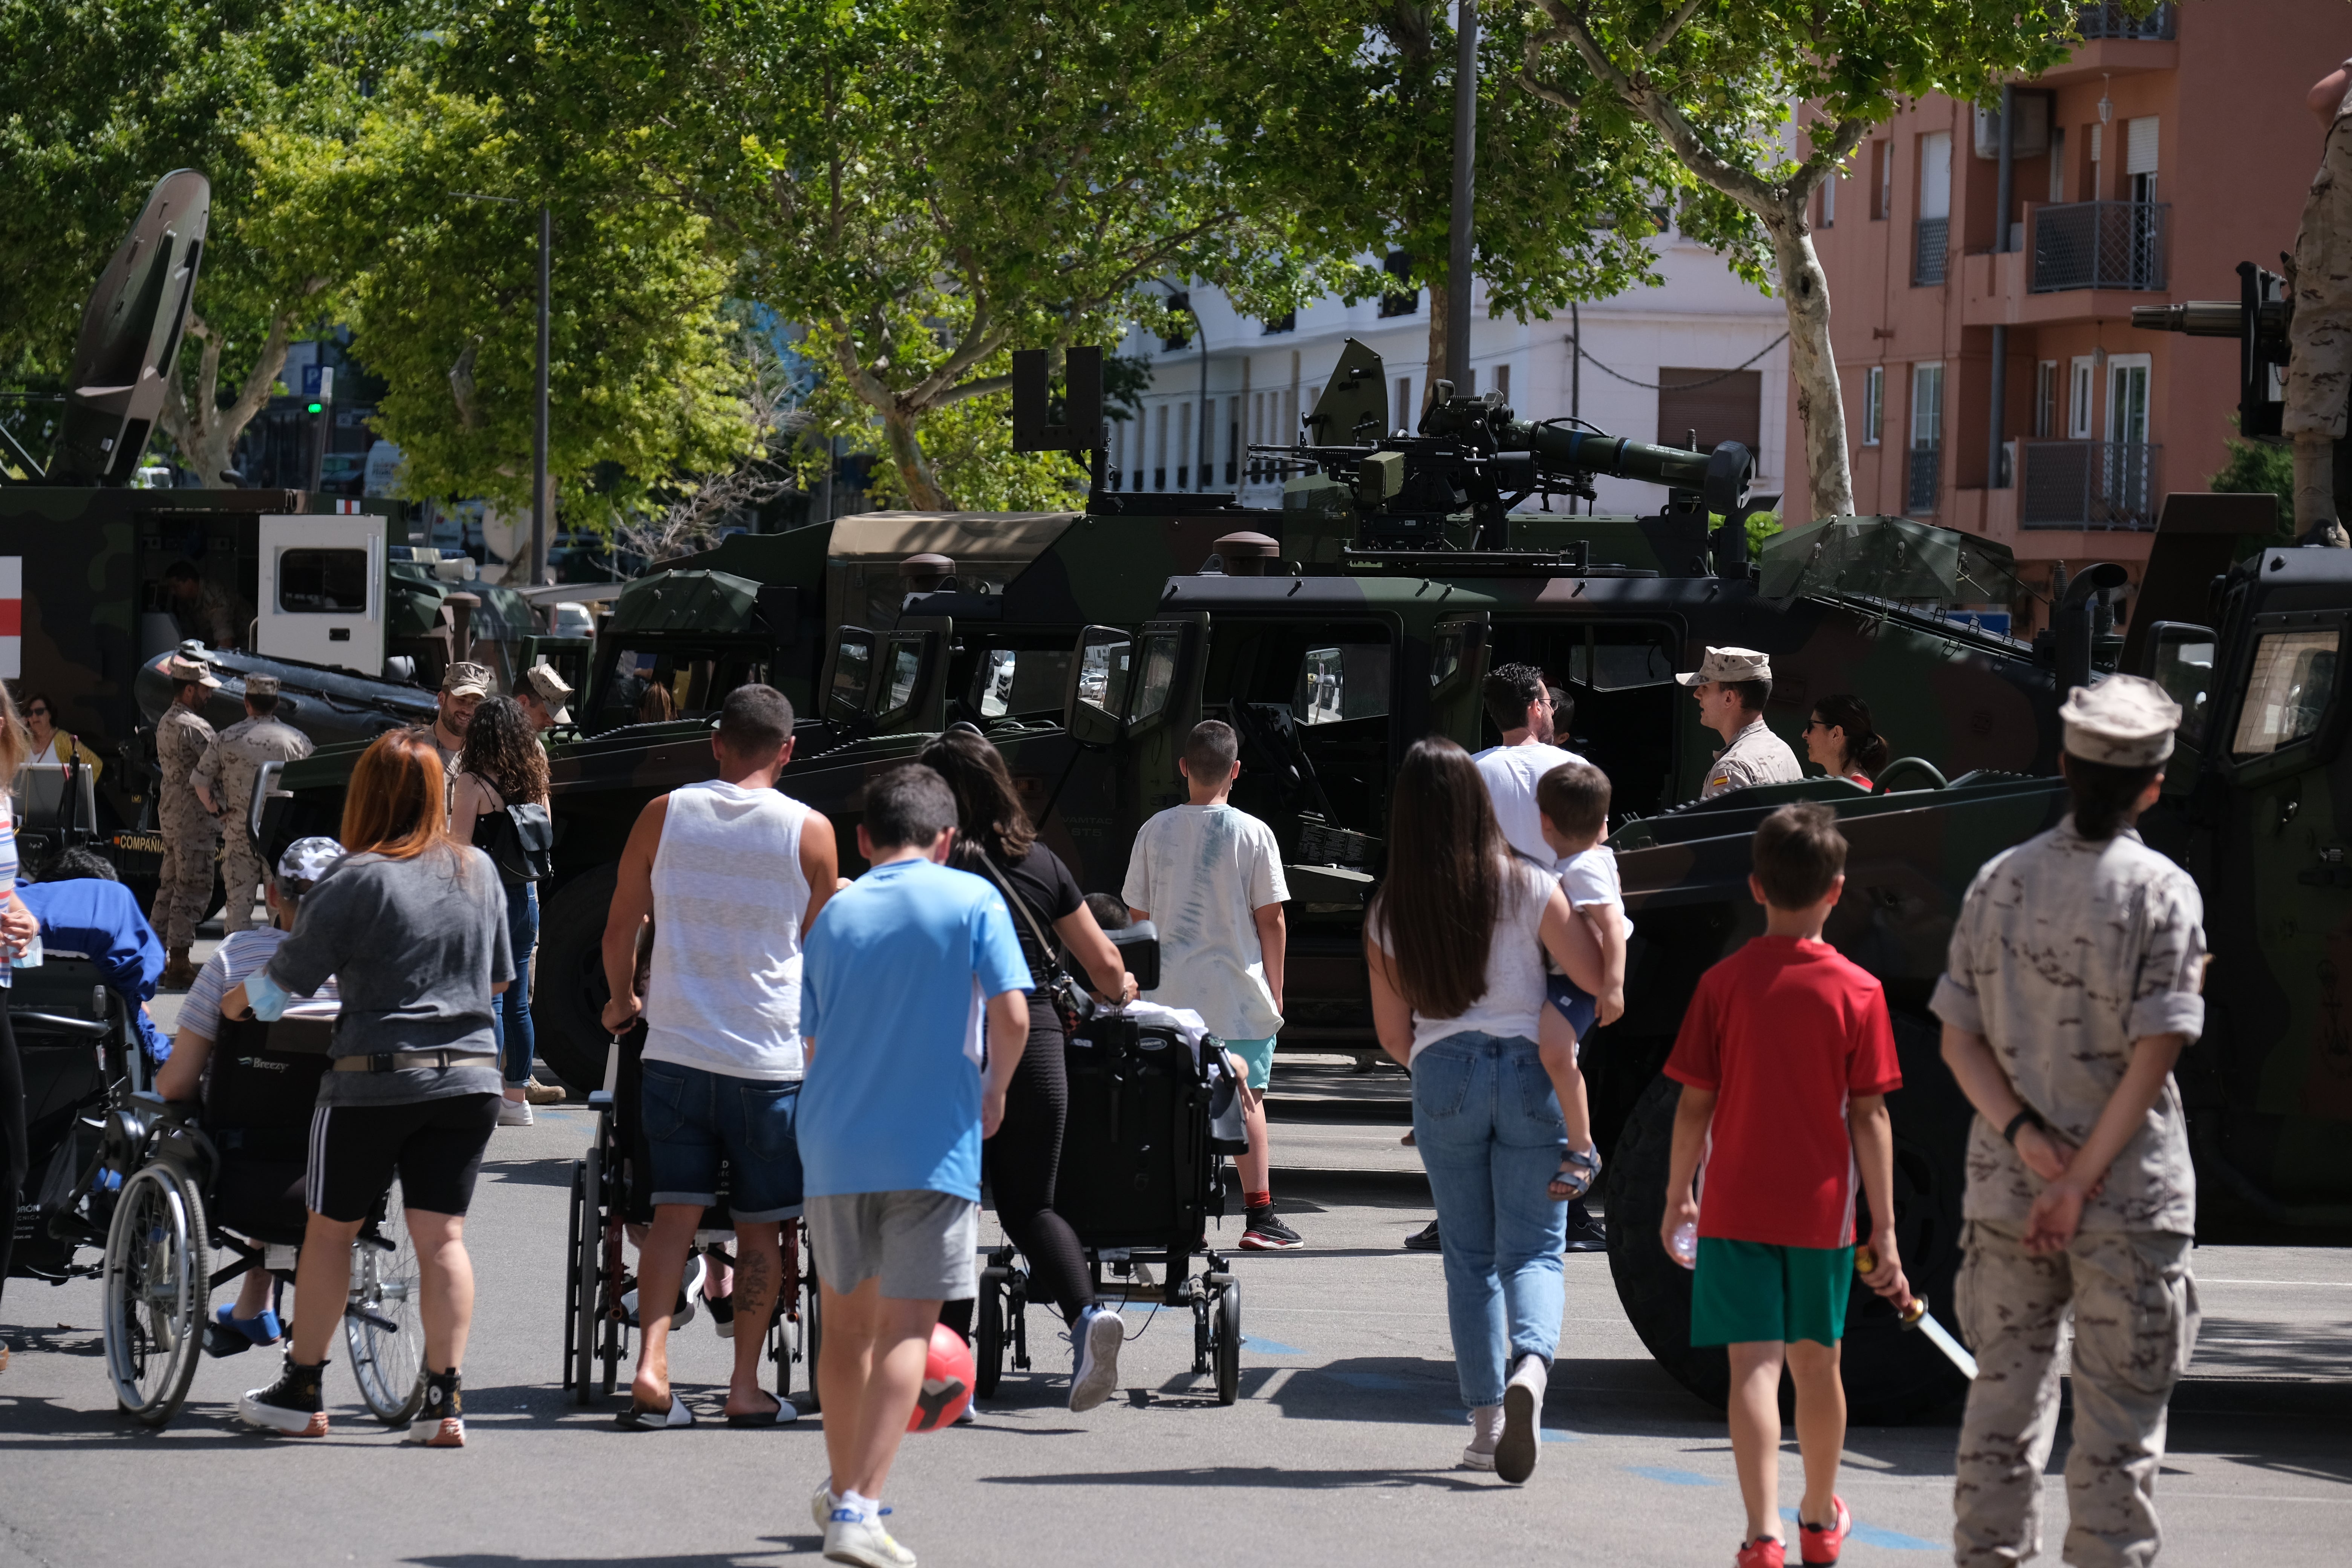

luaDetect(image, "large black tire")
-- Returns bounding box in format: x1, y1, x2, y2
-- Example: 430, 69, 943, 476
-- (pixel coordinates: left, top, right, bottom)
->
1605, 1007, 1973, 1426
535, 862, 620, 1094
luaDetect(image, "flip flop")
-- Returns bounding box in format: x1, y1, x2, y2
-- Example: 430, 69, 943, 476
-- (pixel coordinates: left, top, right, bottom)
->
724, 1398, 799, 1426
617, 1391, 695, 1429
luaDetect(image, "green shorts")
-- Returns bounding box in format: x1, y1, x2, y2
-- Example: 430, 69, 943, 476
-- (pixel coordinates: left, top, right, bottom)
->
1689, 1239, 1854, 1348
1225, 1036, 1277, 1091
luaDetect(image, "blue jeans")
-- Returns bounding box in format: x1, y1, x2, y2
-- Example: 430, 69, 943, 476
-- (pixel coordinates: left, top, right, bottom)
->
1411, 1029, 1569, 1409
493, 880, 539, 1086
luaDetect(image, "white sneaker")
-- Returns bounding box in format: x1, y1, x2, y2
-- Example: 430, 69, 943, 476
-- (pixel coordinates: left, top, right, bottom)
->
496, 1098, 533, 1127
1461, 1402, 1504, 1470
823, 1510, 916, 1568
1069, 1306, 1123, 1413
1497, 1354, 1547, 1484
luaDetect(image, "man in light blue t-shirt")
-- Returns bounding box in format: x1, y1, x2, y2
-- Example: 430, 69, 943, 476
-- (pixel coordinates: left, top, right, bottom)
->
799, 764, 1029, 1568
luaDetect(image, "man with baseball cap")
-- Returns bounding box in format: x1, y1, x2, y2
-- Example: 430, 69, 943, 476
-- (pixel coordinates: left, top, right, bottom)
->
193, 675, 314, 934
1931, 675, 2205, 1568
154, 652, 223, 988
420, 663, 495, 799
1678, 646, 1802, 801
514, 663, 573, 735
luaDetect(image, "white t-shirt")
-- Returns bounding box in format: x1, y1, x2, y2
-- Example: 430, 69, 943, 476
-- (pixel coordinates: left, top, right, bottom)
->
1121, 802, 1289, 1041
1370, 860, 1554, 1060
1472, 741, 1588, 873
1560, 844, 1633, 941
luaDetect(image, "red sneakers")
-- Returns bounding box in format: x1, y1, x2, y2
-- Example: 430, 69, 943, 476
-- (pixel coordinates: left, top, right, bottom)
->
1799, 1496, 1853, 1565
1734, 1537, 1784, 1568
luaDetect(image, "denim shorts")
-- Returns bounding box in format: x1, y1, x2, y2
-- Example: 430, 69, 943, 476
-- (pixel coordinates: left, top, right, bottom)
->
640, 1058, 804, 1222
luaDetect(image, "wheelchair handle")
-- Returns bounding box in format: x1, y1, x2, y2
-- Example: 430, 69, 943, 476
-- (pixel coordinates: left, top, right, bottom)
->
12, 1009, 110, 1038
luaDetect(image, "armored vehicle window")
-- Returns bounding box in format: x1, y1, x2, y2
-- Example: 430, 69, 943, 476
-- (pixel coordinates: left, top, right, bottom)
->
1132, 633, 1181, 726
2147, 629, 2214, 749
830, 636, 875, 720
1491, 620, 1681, 819
882, 641, 921, 715
975, 646, 1077, 722
1567, 635, 1678, 691
2230, 629, 2338, 759
1294, 644, 1391, 724
278, 549, 368, 613
1430, 627, 1464, 689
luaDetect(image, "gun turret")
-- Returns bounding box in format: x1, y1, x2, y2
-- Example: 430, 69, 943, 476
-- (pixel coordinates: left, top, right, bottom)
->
1262, 337, 1754, 568
2132, 261, 2290, 441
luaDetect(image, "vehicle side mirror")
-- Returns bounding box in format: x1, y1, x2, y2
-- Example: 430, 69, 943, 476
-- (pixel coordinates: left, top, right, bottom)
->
2141, 620, 2216, 750
1065, 625, 1132, 747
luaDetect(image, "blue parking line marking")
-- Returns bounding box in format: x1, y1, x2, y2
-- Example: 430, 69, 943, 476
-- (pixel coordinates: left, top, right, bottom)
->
1242, 1336, 1305, 1355
1625, 1465, 1719, 1487
1540, 1427, 1583, 1443
1778, 1509, 1939, 1551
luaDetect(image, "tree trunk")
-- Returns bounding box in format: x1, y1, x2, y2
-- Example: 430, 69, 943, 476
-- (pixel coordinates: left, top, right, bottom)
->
881, 405, 950, 510
1421, 278, 1449, 424
158, 310, 304, 488
1765, 215, 1853, 521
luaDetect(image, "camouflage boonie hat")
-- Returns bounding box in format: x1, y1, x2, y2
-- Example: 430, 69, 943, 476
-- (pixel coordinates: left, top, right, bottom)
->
243, 674, 281, 698
521, 662, 573, 724
1676, 646, 1772, 686
2061, 675, 2181, 768
162, 653, 221, 688
441, 661, 495, 698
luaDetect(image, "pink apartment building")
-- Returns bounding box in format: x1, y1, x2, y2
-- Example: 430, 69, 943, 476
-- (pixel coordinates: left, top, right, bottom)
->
1789, 1, 2346, 635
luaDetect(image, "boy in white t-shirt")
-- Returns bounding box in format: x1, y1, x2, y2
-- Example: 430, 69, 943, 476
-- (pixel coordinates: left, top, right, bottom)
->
1531, 761, 1628, 1204
1122, 719, 1298, 1250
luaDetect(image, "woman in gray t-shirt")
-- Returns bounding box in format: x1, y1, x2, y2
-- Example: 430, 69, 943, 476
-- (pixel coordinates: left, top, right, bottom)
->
228, 730, 512, 1446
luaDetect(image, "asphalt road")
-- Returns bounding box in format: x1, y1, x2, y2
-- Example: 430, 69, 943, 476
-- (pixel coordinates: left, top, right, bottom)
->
3, 933, 2347, 1566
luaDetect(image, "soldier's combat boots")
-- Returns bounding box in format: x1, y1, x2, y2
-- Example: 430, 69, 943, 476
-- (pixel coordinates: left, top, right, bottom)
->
161, 947, 198, 991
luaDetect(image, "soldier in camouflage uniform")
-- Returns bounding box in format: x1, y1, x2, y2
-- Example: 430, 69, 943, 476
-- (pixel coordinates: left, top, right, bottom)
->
1680, 646, 1803, 801
162, 559, 250, 648
2287, 60, 2352, 547
152, 653, 223, 988
191, 674, 313, 934
1931, 675, 2205, 1568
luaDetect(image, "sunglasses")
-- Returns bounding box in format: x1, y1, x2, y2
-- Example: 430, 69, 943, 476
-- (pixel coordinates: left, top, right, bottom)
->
25, 707, 48, 717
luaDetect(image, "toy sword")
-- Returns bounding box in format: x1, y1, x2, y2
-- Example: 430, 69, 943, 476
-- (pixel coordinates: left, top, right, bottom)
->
1856, 1245, 1979, 1381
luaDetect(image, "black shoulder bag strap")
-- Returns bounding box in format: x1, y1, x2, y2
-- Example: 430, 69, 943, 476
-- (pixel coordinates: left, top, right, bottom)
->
972, 848, 1087, 1028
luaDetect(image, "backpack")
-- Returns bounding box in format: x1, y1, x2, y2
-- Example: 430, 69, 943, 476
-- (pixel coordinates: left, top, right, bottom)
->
465, 774, 554, 884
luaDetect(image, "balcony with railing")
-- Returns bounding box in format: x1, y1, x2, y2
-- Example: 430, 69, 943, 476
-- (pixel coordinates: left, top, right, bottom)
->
1913, 218, 1949, 286
2031, 201, 2168, 293
2078, 2, 2174, 40
1907, 446, 1942, 513
2020, 440, 2162, 530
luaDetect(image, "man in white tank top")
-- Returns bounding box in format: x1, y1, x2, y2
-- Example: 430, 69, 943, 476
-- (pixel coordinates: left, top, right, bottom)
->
600, 684, 839, 1427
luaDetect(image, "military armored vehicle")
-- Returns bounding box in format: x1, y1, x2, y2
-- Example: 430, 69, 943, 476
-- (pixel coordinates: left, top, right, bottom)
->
0, 172, 553, 888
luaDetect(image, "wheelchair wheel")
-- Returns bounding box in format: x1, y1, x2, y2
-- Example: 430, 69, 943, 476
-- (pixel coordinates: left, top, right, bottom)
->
346, 1193, 427, 1424
570, 1149, 601, 1405
799, 1268, 823, 1413
101, 1162, 210, 1426
1213, 1279, 1240, 1406
975, 1266, 1006, 1397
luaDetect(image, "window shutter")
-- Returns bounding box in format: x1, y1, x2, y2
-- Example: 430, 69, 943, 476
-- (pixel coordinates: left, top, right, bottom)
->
2126, 116, 2158, 175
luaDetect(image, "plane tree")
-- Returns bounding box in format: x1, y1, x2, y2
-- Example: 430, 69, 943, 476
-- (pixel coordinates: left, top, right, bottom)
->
1516, 0, 2076, 518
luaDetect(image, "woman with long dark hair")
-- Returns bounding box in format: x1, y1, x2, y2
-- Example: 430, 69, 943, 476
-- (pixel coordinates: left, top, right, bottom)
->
917, 725, 1138, 1412
450, 696, 553, 1124
225, 729, 512, 1444
1804, 694, 1889, 787
1366, 737, 1605, 1484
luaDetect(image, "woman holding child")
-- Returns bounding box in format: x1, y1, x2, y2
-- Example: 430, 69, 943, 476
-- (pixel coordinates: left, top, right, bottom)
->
1365, 737, 1608, 1485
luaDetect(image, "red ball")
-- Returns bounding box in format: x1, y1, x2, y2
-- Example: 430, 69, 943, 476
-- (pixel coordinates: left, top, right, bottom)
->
907, 1322, 975, 1433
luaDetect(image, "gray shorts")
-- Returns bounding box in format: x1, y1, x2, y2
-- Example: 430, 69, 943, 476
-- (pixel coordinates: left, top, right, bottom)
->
805, 1189, 977, 1302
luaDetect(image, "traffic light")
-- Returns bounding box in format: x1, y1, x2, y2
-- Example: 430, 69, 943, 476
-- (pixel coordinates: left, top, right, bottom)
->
306, 401, 324, 414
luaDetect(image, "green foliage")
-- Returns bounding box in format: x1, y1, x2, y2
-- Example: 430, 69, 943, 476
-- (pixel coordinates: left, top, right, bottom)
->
2210, 420, 2293, 515
1744, 509, 1783, 562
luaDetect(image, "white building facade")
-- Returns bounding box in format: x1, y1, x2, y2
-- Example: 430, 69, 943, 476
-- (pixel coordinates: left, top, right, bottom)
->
1112, 232, 1791, 518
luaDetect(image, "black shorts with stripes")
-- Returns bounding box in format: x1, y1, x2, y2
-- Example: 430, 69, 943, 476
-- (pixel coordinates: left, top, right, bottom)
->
307, 1094, 501, 1222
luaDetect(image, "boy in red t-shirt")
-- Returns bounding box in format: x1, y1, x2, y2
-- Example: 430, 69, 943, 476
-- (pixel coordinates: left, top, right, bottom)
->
1661, 803, 1909, 1568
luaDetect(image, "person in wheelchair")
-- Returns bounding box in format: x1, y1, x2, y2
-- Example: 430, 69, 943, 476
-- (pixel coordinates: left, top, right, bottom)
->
153, 837, 344, 1351
21, 847, 171, 1069
224, 732, 514, 1445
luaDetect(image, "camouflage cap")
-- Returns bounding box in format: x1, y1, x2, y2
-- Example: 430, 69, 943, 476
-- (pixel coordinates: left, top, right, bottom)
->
521, 661, 573, 723
162, 653, 222, 688
243, 674, 281, 698
2061, 675, 2180, 768
441, 661, 495, 698
1675, 646, 1772, 687
275, 835, 343, 890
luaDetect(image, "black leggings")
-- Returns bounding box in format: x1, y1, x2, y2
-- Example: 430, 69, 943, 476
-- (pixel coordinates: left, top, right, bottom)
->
0, 1004, 22, 1317
944, 1008, 1093, 1332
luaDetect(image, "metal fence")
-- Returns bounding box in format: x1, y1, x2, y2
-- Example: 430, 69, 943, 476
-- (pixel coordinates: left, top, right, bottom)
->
2078, 2, 2174, 40
2031, 201, 2168, 292
1907, 446, 1941, 513
1913, 217, 1949, 286
2020, 440, 2162, 529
